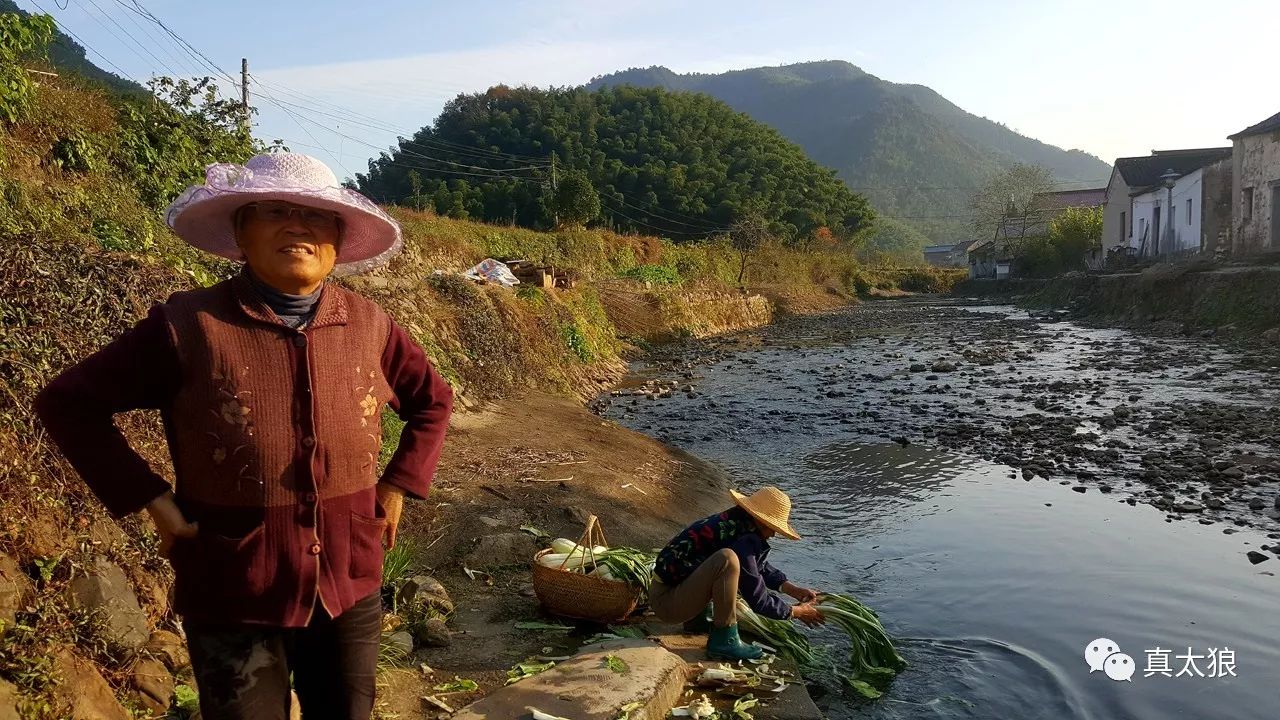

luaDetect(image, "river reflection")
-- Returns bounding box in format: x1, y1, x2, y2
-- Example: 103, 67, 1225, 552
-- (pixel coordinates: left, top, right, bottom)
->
781, 441, 1279, 719
601, 305, 1280, 720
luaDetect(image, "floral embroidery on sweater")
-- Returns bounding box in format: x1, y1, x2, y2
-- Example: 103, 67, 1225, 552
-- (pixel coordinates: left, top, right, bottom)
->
206, 368, 262, 492
356, 366, 380, 427
355, 366, 382, 474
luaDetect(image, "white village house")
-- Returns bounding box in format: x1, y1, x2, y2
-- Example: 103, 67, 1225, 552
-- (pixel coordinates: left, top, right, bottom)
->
1101, 148, 1233, 260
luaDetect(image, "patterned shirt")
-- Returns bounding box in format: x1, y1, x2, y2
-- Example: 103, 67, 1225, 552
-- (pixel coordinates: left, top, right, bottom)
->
655, 507, 792, 619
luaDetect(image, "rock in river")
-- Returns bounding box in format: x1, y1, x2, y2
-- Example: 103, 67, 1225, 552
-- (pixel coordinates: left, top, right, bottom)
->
1246, 550, 1270, 565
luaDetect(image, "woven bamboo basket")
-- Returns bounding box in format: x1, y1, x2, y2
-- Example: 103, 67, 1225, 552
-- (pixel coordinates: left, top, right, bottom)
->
530, 514, 641, 622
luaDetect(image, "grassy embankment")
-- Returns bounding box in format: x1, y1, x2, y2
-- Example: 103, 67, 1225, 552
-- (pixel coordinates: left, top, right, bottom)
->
0, 69, 966, 716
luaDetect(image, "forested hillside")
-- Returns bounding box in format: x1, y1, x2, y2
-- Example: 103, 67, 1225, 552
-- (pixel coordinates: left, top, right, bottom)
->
0, 0, 146, 96
588, 61, 1112, 244
354, 85, 875, 244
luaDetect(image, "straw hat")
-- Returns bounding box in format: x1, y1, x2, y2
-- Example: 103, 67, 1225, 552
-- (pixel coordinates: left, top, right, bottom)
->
730, 486, 801, 540
164, 153, 402, 275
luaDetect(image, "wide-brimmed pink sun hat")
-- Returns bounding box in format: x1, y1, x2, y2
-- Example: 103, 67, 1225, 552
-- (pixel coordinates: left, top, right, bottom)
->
165, 152, 402, 275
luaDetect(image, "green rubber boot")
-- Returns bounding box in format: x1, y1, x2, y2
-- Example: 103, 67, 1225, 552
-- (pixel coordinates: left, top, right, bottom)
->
706, 623, 764, 661
682, 604, 714, 634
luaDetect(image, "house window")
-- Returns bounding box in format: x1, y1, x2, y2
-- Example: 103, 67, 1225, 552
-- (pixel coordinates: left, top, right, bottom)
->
1186, 199, 1192, 225
1243, 187, 1254, 222
1121, 211, 1127, 241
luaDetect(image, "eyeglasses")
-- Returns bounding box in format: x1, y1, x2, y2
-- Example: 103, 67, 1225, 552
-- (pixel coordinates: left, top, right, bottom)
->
245, 202, 339, 228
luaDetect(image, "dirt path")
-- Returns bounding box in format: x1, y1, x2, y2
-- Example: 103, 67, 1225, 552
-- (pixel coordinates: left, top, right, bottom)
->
378, 392, 735, 717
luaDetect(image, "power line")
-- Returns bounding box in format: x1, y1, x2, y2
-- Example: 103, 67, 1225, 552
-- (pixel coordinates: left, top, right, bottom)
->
272, 102, 356, 181
249, 72, 555, 164
109, 0, 206, 78
249, 78, 552, 166
263, 94, 549, 170
79, 0, 174, 78
849, 179, 1109, 191
118, 0, 237, 86
598, 197, 723, 239
27, 0, 137, 82
609, 195, 728, 231
274, 109, 553, 181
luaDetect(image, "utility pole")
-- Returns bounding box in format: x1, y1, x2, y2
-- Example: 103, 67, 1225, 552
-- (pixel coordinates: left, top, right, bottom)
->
240, 58, 250, 133
550, 154, 559, 226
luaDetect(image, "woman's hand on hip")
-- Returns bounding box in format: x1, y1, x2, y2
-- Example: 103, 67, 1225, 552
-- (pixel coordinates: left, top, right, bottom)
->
376, 483, 406, 549
145, 492, 198, 559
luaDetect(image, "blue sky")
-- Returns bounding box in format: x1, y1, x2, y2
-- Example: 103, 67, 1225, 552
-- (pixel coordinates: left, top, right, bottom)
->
16, 0, 1280, 182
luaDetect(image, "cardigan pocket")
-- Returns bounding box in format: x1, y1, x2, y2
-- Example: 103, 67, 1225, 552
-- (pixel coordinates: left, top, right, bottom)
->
349, 510, 386, 581
185, 523, 269, 598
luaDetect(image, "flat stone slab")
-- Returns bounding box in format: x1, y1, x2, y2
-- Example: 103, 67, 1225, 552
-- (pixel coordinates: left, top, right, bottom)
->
653, 633, 824, 720
453, 639, 688, 720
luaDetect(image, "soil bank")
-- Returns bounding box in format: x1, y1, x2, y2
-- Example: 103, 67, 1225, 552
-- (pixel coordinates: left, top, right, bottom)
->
376, 392, 739, 717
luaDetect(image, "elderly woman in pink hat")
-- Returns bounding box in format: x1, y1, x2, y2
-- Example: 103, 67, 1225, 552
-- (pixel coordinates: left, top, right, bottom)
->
36, 153, 453, 720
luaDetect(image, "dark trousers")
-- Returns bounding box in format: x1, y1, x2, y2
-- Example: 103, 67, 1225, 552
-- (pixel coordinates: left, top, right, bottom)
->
185, 592, 382, 720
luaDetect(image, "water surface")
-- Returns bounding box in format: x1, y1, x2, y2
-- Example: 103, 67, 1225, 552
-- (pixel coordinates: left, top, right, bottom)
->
602, 302, 1279, 719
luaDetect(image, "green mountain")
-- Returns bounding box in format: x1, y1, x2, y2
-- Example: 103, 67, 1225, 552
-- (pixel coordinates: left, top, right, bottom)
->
587, 61, 1112, 243
356, 85, 874, 243
1, 0, 147, 96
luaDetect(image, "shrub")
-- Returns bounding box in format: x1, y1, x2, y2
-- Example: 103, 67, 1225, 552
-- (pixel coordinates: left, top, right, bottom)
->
618, 264, 681, 285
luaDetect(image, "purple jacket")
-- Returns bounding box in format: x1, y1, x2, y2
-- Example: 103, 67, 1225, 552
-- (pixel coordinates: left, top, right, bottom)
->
656, 507, 792, 620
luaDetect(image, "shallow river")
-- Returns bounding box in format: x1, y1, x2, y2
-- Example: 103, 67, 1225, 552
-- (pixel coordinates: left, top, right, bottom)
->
600, 301, 1279, 720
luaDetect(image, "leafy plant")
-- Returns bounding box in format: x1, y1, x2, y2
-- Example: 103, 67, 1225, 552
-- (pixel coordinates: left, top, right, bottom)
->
33, 554, 60, 584
381, 538, 417, 601
0, 11, 56, 123
604, 654, 629, 674
506, 659, 556, 685
561, 322, 592, 362
432, 677, 479, 693
173, 684, 200, 718
618, 264, 680, 285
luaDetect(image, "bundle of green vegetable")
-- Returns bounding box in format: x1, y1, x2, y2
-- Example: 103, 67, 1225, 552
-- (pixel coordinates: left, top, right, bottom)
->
536, 538, 657, 592
736, 593, 907, 700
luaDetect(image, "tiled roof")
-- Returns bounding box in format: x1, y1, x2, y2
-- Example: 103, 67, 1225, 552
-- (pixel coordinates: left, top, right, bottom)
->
1229, 110, 1280, 140
1113, 147, 1232, 189
1033, 187, 1107, 209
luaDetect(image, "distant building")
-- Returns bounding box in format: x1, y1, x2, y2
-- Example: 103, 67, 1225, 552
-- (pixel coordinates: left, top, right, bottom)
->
1102, 148, 1233, 259
966, 187, 1105, 278
922, 244, 966, 267
1036, 187, 1108, 212
1229, 110, 1280, 254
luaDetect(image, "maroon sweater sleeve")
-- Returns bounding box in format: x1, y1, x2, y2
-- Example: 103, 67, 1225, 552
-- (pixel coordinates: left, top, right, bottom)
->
378, 320, 453, 499
34, 305, 179, 518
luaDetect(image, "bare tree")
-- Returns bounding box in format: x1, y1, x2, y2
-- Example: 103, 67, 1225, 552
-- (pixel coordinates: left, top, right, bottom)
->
970, 164, 1056, 253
